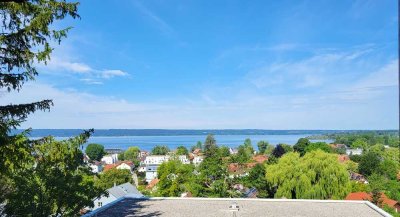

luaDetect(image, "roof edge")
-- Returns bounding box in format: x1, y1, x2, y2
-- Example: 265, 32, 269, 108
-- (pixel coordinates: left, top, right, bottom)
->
83, 196, 393, 217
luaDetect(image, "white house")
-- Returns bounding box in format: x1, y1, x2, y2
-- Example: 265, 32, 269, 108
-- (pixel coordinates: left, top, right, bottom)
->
101, 154, 119, 165
91, 182, 143, 211
143, 155, 189, 183
143, 155, 170, 183
193, 155, 204, 166
229, 148, 238, 155
145, 164, 159, 182
138, 165, 146, 173
144, 155, 170, 165
178, 155, 190, 164
83, 154, 90, 163
116, 161, 134, 172
346, 148, 363, 156
89, 161, 103, 173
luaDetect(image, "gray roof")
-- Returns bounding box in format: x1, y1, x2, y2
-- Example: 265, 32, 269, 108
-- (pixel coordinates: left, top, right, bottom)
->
86, 197, 391, 217
108, 183, 142, 199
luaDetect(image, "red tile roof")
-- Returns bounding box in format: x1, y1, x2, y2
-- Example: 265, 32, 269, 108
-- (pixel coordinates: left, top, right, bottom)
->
228, 163, 257, 173
146, 178, 159, 190
103, 164, 117, 171
118, 161, 134, 166
228, 163, 240, 173
252, 155, 268, 164
337, 155, 350, 163
246, 162, 257, 169
104, 161, 134, 171
345, 192, 400, 209
193, 148, 201, 155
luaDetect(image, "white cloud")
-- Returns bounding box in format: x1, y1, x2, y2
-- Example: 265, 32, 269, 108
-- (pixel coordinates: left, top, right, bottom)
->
80, 78, 103, 85
41, 55, 129, 84
100, 70, 128, 79
47, 56, 92, 73
246, 47, 374, 89
1, 43, 396, 129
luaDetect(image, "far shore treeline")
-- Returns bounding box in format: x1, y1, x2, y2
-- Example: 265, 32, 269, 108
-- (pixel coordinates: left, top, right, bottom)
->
12, 128, 399, 137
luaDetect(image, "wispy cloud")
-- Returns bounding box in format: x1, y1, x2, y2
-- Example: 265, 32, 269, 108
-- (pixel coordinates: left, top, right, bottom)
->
133, 0, 175, 36
4, 57, 395, 130
246, 46, 376, 89
42, 56, 129, 85
100, 70, 128, 79
80, 78, 103, 85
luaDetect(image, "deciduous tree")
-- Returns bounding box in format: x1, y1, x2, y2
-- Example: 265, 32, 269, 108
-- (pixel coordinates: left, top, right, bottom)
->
293, 138, 311, 156
176, 146, 189, 155
85, 143, 106, 161
95, 168, 132, 190
151, 145, 170, 155
358, 152, 381, 176
257, 140, 269, 154
5, 131, 104, 216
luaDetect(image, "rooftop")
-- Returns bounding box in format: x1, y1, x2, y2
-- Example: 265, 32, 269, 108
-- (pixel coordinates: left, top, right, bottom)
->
108, 183, 142, 199
84, 197, 391, 217
346, 192, 400, 210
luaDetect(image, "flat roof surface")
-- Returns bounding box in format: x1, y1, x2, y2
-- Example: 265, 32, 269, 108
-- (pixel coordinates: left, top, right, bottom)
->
88, 197, 389, 217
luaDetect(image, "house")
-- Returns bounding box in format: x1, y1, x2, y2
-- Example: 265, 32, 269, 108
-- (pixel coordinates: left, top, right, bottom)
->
89, 161, 103, 173
346, 148, 363, 156
143, 155, 170, 182
146, 178, 159, 190
229, 148, 238, 155
192, 148, 201, 155
350, 172, 368, 184
103, 164, 117, 171
346, 192, 400, 212
228, 163, 248, 178
83, 154, 90, 163
104, 148, 123, 154
337, 154, 350, 163
91, 182, 143, 211
144, 155, 170, 165
143, 155, 190, 182
138, 165, 146, 173
330, 144, 346, 149
180, 192, 193, 198
193, 155, 204, 166
116, 161, 134, 172
244, 187, 258, 198
232, 184, 244, 191
101, 154, 119, 165
178, 155, 190, 164
103, 161, 134, 173
145, 164, 159, 182
139, 151, 149, 158
252, 155, 268, 164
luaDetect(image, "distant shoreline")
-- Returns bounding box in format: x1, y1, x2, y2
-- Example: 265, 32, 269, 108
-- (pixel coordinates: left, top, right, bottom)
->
13, 129, 397, 137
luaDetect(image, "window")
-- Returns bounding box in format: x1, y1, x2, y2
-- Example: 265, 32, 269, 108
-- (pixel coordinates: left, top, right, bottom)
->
98, 202, 103, 207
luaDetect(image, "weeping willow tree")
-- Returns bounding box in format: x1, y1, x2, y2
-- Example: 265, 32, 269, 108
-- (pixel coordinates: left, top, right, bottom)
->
266, 150, 351, 199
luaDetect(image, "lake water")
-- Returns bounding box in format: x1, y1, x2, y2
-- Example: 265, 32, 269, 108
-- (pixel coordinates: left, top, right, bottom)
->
22, 129, 339, 151
39, 134, 328, 151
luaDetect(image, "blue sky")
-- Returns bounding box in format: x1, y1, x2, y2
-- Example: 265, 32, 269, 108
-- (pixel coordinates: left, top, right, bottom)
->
2, 0, 398, 129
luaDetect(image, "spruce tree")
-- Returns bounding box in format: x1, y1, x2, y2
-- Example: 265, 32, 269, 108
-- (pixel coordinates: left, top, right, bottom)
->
0, 0, 79, 169
0, 1, 103, 215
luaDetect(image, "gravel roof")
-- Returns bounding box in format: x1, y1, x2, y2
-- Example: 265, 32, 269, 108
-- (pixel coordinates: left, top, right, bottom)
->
87, 197, 390, 217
